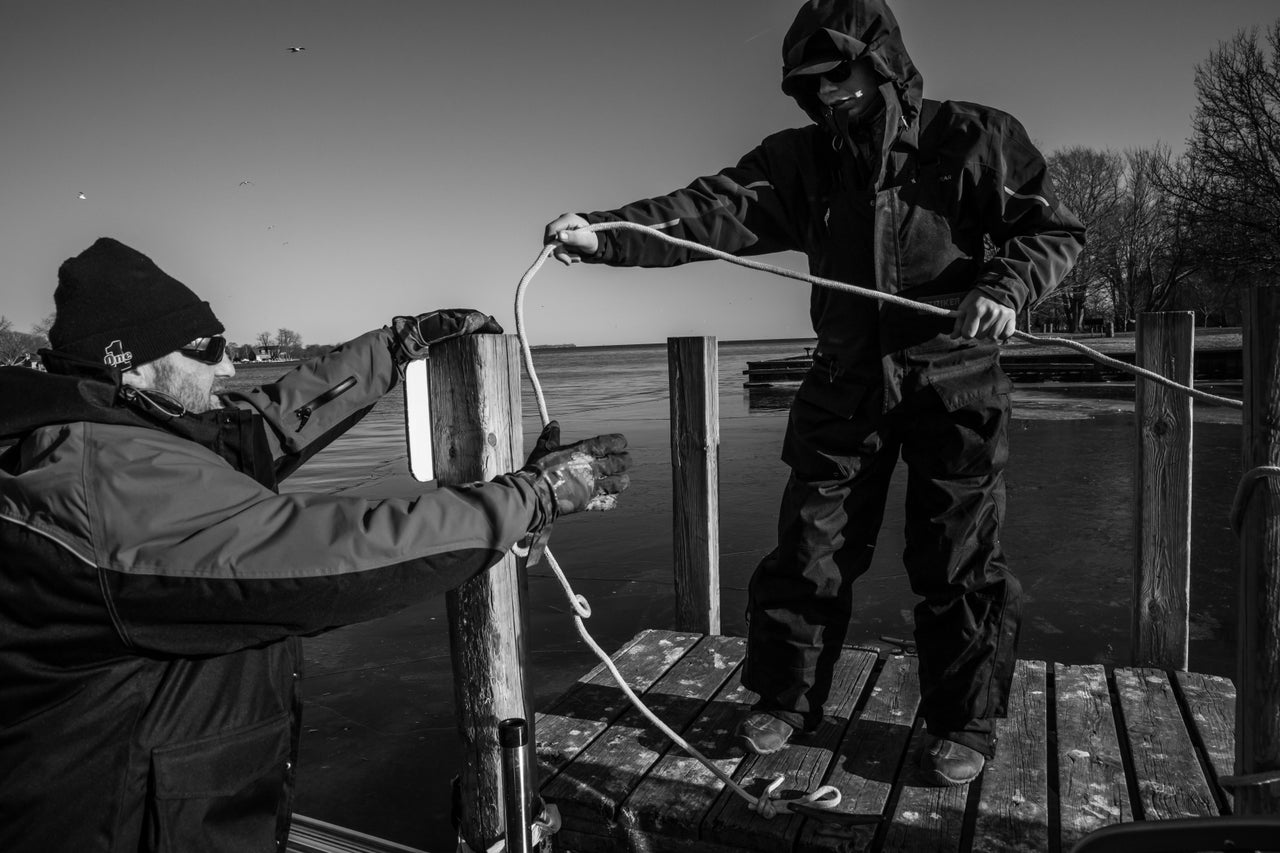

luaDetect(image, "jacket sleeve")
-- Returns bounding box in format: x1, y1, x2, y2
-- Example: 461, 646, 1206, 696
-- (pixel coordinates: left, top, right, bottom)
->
582, 133, 808, 268
972, 117, 1087, 313
85, 425, 551, 656
219, 328, 401, 479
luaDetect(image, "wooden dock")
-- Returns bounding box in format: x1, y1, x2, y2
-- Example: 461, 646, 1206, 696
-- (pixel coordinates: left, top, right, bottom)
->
535, 628, 1238, 853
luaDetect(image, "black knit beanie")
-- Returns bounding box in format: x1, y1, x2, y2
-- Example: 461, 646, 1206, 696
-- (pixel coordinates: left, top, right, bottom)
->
49, 237, 224, 371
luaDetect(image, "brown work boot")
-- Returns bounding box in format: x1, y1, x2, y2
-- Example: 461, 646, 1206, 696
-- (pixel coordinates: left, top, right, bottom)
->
736, 712, 795, 755
919, 737, 986, 786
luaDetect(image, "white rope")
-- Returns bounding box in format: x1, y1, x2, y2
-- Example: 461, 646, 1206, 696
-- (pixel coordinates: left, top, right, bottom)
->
575, 222, 1243, 409
515, 241, 839, 819
511, 219, 1249, 819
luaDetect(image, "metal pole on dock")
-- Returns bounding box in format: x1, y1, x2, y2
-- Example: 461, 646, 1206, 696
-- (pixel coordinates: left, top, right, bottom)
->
499, 718, 532, 853
667, 336, 721, 634
1236, 285, 1280, 814
1131, 311, 1194, 670
430, 334, 537, 849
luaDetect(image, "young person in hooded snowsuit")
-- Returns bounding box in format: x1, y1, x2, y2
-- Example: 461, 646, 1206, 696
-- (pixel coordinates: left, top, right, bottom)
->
0, 237, 632, 851
543, 0, 1084, 785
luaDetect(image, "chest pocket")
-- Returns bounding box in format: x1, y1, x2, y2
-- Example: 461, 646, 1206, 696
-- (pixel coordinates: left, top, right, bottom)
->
146, 713, 291, 853
888, 166, 979, 294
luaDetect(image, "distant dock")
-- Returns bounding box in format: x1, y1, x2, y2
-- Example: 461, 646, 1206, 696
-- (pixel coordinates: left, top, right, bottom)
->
742, 330, 1244, 387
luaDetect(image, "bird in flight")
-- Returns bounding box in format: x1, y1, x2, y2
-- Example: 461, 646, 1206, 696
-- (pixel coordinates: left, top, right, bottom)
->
77, 192, 86, 200
239, 180, 254, 186
287, 46, 306, 52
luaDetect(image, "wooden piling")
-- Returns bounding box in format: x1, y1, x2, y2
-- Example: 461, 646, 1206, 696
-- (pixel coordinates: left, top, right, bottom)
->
1131, 312, 1194, 670
667, 336, 721, 634
430, 334, 535, 849
1236, 285, 1280, 814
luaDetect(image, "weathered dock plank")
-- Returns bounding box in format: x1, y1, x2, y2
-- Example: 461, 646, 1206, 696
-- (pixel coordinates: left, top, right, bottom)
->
1173, 670, 1237, 810
973, 660, 1050, 852
798, 652, 921, 853
1114, 667, 1219, 820
621, 652, 754, 838
878, 721, 968, 853
702, 648, 879, 851
1055, 664, 1132, 849
544, 634, 744, 842
535, 629, 702, 782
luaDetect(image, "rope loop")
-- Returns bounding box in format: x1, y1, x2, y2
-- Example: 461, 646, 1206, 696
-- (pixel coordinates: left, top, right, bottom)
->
748, 775, 843, 818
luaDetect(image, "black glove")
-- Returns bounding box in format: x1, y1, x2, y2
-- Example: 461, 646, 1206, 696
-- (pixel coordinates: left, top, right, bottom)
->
392, 309, 504, 360
515, 421, 631, 566
523, 420, 631, 514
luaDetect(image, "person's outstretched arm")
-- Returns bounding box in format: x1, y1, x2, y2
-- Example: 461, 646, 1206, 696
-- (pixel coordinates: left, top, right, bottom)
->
544, 130, 816, 269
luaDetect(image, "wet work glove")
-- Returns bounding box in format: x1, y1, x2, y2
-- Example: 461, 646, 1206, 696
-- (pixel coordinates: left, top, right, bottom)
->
391, 309, 504, 361
515, 420, 632, 566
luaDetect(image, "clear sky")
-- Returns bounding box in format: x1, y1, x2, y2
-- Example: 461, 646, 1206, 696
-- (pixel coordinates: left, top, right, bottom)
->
3, 0, 1277, 347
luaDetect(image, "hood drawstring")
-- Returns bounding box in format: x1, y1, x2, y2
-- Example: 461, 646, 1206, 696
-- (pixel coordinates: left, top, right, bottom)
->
119, 386, 187, 420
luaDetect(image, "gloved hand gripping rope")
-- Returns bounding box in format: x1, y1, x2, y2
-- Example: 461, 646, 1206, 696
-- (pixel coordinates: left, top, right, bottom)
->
512, 220, 1246, 823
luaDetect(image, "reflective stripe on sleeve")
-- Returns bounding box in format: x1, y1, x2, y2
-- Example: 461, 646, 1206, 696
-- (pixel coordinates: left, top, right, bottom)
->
1004, 185, 1050, 208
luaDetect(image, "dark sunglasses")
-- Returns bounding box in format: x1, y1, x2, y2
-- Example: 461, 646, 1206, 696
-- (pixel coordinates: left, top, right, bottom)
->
178, 335, 227, 365
795, 57, 878, 92
820, 59, 858, 85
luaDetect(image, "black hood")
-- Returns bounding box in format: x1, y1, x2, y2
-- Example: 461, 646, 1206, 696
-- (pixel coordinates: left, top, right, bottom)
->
780, 0, 924, 134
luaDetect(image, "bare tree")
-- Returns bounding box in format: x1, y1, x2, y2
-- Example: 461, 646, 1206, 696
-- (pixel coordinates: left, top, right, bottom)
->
255, 331, 274, 347
0, 316, 46, 364
0, 316, 15, 363
1042, 146, 1124, 331
31, 313, 55, 341
275, 328, 301, 358
1104, 147, 1199, 325
1155, 19, 1280, 282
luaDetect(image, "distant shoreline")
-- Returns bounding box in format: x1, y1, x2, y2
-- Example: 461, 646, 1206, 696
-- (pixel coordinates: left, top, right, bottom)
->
230, 328, 1244, 364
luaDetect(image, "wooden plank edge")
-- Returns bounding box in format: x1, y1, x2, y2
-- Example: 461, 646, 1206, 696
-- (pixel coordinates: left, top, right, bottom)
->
536, 629, 704, 784
546, 635, 747, 839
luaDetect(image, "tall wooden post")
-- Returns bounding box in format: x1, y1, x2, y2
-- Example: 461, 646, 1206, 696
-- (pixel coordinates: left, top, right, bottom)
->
430, 335, 536, 849
1131, 312, 1194, 669
668, 336, 721, 634
1236, 285, 1280, 813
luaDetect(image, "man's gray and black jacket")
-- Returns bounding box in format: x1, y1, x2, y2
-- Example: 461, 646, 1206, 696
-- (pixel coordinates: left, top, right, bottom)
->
580, 0, 1085, 413
0, 327, 552, 852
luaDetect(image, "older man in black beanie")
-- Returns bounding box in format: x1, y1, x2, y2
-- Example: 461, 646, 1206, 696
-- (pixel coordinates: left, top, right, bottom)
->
0, 237, 632, 853
48, 237, 235, 412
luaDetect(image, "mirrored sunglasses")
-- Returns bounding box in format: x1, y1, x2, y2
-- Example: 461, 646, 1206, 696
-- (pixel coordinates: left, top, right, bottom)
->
178, 335, 227, 365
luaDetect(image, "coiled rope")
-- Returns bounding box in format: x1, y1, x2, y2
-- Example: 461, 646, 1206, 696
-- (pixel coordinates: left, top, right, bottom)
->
511, 219, 1247, 820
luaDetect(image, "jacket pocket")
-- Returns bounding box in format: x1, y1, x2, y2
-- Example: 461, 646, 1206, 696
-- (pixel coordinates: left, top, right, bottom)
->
930, 357, 1013, 412
794, 355, 877, 420
148, 714, 291, 853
